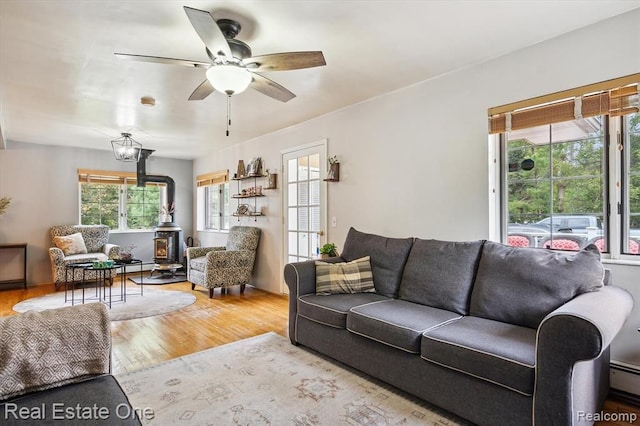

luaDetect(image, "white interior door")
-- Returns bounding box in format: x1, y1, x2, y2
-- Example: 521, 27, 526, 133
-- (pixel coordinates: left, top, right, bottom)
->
282, 141, 327, 291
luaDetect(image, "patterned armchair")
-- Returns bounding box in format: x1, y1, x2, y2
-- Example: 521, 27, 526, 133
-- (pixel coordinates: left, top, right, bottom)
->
187, 226, 261, 298
48, 225, 120, 290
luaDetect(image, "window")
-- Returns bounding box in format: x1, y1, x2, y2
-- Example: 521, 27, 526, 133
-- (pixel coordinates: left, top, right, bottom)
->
78, 169, 163, 231
196, 170, 229, 231
490, 73, 640, 257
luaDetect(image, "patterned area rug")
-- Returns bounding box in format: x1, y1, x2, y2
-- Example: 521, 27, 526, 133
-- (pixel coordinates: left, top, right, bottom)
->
116, 332, 466, 425
12, 288, 196, 321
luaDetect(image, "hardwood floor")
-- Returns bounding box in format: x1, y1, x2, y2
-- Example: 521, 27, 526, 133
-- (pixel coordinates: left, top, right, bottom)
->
1, 279, 638, 425
0, 280, 289, 375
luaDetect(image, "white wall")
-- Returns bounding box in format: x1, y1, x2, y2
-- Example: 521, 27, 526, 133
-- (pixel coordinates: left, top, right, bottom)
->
0, 141, 193, 285
194, 9, 640, 369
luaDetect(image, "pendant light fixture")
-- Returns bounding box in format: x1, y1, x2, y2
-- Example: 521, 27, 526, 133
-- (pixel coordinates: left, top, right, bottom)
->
111, 132, 142, 162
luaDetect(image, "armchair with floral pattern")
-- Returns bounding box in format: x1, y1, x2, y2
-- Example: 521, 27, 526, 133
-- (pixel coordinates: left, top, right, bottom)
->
48, 225, 120, 290
186, 226, 261, 298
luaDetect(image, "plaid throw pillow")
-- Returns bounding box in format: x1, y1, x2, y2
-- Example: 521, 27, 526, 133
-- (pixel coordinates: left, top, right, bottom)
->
315, 256, 375, 295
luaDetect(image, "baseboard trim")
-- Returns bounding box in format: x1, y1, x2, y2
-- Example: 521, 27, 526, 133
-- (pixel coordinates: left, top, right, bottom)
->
608, 388, 640, 406
610, 361, 640, 404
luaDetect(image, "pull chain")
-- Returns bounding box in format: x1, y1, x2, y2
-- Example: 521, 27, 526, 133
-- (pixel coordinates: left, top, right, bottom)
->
226, 94, 232, 137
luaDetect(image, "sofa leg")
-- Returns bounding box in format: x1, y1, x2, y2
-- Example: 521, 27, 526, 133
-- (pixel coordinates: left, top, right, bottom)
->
209, 288, 214, 298
191, 283, 195, 290
240, 284, 246, 294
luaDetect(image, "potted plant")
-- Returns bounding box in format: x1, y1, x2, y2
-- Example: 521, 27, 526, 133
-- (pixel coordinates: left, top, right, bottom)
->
319, 243, 339, 258
160, 202, 175, 223
326, 155, 340, 181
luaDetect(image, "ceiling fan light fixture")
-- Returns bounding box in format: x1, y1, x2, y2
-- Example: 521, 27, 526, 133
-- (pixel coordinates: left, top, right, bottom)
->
111, 132, 142, 162
206, 65, 252, 95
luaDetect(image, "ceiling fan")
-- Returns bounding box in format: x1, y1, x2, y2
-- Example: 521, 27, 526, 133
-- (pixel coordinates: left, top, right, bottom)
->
115, 6, 326, 103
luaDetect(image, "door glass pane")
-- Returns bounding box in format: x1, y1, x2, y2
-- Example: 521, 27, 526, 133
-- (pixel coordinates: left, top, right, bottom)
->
298, 206, 309, 231
298, 156, 309, 180
288, 159, 297, 182
288, 183, 297, 207
288, 208, 297, 230
298, 181, 309, 205
310, 180, 320, 205
310, 206, 320, 232
298, 233, 309, 257
309, 154, 320, 180
310, 232, 320, 257
288, 232, 297, 256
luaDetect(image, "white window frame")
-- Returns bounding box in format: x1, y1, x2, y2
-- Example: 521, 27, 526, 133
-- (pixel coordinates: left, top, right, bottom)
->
196, 170, 230, 232
78, 170, 165, 232
490, 113, 639, 262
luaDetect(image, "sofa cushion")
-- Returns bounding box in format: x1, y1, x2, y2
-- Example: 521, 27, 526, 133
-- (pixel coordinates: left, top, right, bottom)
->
398, 239, 484, 315
53, 232, 88, 256
470, 242, 604, 329
315, 256, 375, 295
421, 316, 536, 396
340, 227, 414, 298
298, 293, 390, 329
0, 375, 141, 425
347, 299, 462, 354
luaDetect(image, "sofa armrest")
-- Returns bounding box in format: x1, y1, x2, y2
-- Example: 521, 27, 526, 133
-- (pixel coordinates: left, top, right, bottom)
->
0, 304, 111, 401
104, 243, 120, 258
283, 257, 344, 343
48, 246, 65, 264
187, 246, 225, 261
534, 285, 633, 425
205, 249, 254, 267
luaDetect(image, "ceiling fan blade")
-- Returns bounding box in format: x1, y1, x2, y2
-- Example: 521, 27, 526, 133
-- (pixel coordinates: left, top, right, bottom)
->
249, 73, 296, 103
188, 80, 215, 101
183, 6, 232, 59
244, 51, 326, 71
115, 53, 209, 68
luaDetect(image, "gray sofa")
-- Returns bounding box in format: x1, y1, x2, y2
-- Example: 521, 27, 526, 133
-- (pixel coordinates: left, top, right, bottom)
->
0, 304, 140, 425
284, 227, 634, 426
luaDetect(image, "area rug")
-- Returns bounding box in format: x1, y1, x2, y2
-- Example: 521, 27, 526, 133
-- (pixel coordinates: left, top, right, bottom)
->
12, 288, 196, 321
116, 332, 467, 425
128, 273, 187, 285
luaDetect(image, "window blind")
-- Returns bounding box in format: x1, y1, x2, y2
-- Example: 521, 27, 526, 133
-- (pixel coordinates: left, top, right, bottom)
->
488, 73, 640, 134
196, 170, 229, 187
77, 169, 164, 186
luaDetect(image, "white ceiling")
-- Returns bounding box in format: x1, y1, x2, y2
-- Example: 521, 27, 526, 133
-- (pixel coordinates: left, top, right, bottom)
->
1, 0, 639, 160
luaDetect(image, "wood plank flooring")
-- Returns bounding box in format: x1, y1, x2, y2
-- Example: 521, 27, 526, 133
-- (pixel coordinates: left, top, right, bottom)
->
1, 279, 638, 425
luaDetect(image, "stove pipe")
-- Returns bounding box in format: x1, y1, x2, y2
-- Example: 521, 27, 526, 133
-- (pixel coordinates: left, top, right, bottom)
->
136, 149, 175, 219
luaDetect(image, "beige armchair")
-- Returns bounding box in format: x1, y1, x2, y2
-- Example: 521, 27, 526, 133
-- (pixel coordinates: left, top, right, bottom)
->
48, 225, 120, 290
187, 226, 261, 298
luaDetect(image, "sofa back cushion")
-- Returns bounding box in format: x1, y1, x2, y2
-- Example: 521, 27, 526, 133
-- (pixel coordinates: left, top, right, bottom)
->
470, 241, 604, 329
398, 239, 484, 315
50, 225, 109, 253
340, 227, 414, 298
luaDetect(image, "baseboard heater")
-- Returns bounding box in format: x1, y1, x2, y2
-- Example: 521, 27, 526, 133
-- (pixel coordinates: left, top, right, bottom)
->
610, 361, 640, 405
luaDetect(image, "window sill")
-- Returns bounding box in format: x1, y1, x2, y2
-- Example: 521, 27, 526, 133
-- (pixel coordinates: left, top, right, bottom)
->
602, 258, 640, 267
109, 230, 155, 235
197, 229, 229, 234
